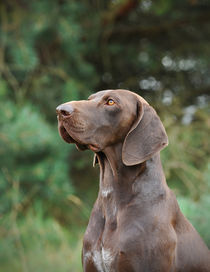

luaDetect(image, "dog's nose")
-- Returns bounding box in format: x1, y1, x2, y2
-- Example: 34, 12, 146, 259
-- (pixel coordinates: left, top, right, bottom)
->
56, 103, 74, 117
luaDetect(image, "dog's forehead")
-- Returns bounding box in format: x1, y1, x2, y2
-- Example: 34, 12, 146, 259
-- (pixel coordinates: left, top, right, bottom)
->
88, 89, 148, 105
89, 89, 133, 99
88, 90, 111, 100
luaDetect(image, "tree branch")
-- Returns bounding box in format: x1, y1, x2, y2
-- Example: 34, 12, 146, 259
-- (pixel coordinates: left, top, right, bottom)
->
106, 12, 210, 41
102, 0, 139, 25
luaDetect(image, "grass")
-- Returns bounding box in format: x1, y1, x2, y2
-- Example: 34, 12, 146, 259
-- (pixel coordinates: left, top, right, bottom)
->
0, 211, 84, 272
178, 194, 210, 246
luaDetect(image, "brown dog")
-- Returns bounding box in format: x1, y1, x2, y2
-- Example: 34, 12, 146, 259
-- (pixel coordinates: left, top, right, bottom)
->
56, 89, 210, 272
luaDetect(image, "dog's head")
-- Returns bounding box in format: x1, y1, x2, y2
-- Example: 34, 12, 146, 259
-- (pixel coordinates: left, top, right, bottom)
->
56, 89, 168, 165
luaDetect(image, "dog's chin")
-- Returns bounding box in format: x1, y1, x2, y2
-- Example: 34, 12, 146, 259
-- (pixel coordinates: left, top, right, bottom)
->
58, 124, 101, 152
58, 125, 88, 151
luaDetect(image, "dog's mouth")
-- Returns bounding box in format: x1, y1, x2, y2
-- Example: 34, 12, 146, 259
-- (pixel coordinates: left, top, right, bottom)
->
58, 123, 100, 152
58, 124, 88, 150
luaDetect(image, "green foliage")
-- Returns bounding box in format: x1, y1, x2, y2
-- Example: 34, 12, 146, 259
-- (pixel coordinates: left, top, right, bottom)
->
161, 105, 210, 199
0, 96, 74, 219
178, 194, 210, 247
0, 212, 83, 272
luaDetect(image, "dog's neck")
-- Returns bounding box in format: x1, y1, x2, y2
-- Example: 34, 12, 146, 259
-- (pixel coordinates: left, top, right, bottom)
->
96, 142, 168, 206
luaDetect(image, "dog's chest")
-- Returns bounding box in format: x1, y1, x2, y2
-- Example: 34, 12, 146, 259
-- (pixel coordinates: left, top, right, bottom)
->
83, 198, 118, 271
83, 218, 117, 271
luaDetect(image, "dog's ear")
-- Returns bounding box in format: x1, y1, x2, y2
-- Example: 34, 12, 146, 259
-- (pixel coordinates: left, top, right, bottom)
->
122, 96, 168, 166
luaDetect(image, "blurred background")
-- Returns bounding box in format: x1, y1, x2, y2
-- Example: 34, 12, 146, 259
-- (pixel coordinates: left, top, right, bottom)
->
0, 0, 210, 271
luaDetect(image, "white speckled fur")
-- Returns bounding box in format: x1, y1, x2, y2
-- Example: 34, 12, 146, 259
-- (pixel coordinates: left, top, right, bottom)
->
102, 247, 115, 272
84, 248, 115, 272
101, 187, 113, 197
93, 250, 104, 271
84, 251, 92, 261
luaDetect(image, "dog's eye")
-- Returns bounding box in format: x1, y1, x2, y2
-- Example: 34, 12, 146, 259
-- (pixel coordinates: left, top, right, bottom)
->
106, 99, 115, 106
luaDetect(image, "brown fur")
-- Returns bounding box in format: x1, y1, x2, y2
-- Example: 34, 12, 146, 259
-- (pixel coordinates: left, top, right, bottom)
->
56, 89, 210, 271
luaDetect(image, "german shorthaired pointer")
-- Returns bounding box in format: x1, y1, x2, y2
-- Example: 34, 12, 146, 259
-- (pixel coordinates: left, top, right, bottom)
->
56, 89, 210, 271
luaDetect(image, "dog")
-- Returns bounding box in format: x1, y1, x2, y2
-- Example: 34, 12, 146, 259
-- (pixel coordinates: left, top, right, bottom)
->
56, 89, 210, 271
